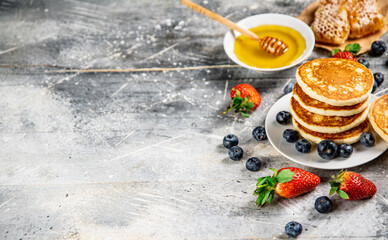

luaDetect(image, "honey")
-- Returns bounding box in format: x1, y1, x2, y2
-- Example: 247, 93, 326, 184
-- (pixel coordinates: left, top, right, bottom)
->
234, 25, 306, 69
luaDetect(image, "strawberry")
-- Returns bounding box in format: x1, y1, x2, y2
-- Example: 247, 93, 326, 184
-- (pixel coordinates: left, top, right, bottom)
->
222, 84, 261, 118
254, 167, 320, 206
333, 51, 358, 61
330, 170, 377, 200
331, 43, 361, 62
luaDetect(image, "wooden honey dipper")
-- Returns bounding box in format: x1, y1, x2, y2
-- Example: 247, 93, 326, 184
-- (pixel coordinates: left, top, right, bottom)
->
181, 0, 288, 56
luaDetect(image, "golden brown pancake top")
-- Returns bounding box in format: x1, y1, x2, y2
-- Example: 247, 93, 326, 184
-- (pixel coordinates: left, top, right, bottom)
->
291, 96, 367, 127
297, 58, 373, 101
371, 95, 388, 135
293, 83, 368, 110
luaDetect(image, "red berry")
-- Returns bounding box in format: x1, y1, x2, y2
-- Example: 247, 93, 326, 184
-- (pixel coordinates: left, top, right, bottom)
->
330, 171, 377, 200
253, 167, 320, 206
223, 83, 261, 118
333, 52, 358, 61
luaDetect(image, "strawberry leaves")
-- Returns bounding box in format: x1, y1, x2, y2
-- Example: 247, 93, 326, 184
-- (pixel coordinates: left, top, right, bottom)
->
331, 43, 361, 56
253, 169, 295, 207
223, 89, 255, 118
275, 169, 294, 183
330, 170, 350, 200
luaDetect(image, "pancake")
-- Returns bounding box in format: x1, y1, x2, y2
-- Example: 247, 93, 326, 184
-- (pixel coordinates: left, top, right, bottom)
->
290, 96, 369, 133
293, 82, 370, 116
296, 58, 374, 106
369, 95, 388, 142
293, 118, 370, 144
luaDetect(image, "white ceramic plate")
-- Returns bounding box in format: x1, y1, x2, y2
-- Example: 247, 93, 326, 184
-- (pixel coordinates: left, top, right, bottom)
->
223, 13, 315, 72
265, 93, 388, 169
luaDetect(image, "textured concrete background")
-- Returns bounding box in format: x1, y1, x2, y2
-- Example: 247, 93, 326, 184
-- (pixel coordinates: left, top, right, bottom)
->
0, 0, 388, 239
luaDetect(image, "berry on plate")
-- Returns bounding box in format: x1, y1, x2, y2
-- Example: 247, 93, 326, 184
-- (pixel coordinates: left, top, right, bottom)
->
315, 196, 333, 213
246, 157, 261, 172
228, 146, 243, 161
276, 111, 292, 125
338, 143, 353, 158
330, 170, 377, 200
371, 40, 386, 56
223, 134, 239, 149
283, 129, 299, 142
360, 132, 375, 147
285, 221, 302, 238
252, 126, 267, 141
357, 58, 370, 68
374, 72, 384, 87
295, 139, 311, 153
317, 140, 338, 160
254, 167, 320, 206
223, 84, 261, 118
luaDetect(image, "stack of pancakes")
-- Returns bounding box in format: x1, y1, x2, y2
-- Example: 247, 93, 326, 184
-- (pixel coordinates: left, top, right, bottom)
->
291, 58, 374, 144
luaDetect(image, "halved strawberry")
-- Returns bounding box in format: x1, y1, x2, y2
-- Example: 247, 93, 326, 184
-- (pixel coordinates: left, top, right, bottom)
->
254, 167, 320, 206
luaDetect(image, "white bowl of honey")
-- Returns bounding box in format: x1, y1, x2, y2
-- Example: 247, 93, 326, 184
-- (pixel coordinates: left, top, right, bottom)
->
223, 13, 315, 72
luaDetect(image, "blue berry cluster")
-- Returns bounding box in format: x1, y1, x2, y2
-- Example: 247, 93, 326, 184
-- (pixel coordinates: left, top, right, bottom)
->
223, 126, 270, 171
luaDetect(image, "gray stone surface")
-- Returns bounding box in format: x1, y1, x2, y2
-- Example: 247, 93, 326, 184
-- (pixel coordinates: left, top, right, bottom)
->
1, 0, 388, 239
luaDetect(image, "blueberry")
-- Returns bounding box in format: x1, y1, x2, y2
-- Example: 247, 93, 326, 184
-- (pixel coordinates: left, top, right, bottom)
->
315, 196, 333, 213
228, 146, 243, 160
295, 139, 312, 153
339, 143, 353, 158
283, 129, 299, 142
223, 134, 239, 149
374, 72, 384, 87
252, 126, 267, 141
285, 221, 302, 238
360, 132, 375, 147
371, 40, 386, 56
283, 82, 295, 94
358, 58, 370, 68
317, 140, 338, 160
276, 111, 292, 125
372, 80, 378, 93
246, 157, 261, 171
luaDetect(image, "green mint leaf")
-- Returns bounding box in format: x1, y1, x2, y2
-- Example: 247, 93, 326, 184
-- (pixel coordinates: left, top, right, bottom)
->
240, 111, 249, 118
329, 187, 338, 195
275, 169, 295, 183
338, 190, 349, 199
331, 49, 341, 56
345, 43, 361, 55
